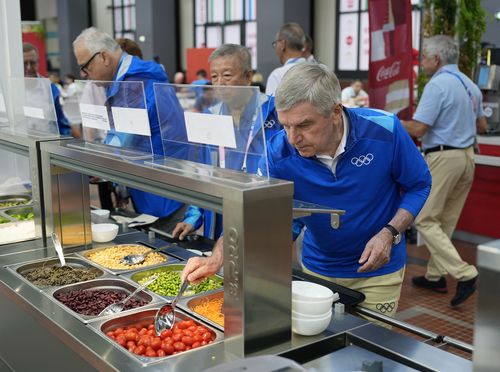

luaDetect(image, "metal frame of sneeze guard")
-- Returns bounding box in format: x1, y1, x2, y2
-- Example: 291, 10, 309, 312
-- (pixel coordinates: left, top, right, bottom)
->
40, 140, 293, 358
9, 77, 59, 137
67, 80, 154, 160
151, 83, 271, 184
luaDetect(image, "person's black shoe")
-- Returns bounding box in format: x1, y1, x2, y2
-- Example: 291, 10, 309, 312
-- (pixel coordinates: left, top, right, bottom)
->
451, 276, 477, 307
412, 275, 448, 293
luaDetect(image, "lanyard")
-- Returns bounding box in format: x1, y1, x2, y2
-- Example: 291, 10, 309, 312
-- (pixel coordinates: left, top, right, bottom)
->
439, 69, 478, 114
285, 57, 301, 65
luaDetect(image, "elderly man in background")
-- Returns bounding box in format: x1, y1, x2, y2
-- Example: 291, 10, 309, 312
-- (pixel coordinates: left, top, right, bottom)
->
266, 22, 306, 96
182, 63, 431, 317
73, 27, 186, 224
402, 35, 487, 307
173, 44, 282, 241
23, 43, 72, 136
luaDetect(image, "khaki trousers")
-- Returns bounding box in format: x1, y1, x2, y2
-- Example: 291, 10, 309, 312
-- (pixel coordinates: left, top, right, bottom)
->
302, 265, 405, 318
415, 147, 478, 281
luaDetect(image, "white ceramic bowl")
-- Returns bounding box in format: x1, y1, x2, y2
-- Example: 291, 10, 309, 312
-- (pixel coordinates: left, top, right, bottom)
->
292, 281, 334, 302
91, 209, 110, 224
292, 293, 338, 316
292, 311, 332, 336
91, 223, 119, 243
292, 308, 332, 319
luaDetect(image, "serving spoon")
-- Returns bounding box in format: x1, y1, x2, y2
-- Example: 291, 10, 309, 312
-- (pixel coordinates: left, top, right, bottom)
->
154, 280, 189, 335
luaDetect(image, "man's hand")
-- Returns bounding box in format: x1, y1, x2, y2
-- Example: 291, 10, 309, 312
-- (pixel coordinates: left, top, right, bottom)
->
181, 237, 223, 283
172, 222, 195, 240
357, 228, 393, 273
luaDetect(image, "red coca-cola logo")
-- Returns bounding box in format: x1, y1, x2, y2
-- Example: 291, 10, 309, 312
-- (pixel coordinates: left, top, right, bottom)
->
376, 61, 401, 81
346, 35, 353, 45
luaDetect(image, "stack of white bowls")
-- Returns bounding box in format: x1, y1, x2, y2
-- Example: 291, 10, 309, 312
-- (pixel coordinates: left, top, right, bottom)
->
291, 281, 336, 336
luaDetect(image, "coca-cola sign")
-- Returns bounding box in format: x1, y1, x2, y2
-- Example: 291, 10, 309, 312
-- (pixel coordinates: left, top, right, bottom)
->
376, 61, 401, 82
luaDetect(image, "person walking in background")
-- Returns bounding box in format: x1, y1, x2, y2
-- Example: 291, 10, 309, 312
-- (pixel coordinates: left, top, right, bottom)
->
265, 22, 306, 96
341, 80, 369, 108
402, 35, 487, 307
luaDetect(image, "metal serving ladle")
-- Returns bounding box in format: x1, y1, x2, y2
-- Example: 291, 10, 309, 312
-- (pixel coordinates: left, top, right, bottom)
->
120, 245, 163, 265
51, 232, 66, 267
98, 274, 159, 316
154, 280, 189, 335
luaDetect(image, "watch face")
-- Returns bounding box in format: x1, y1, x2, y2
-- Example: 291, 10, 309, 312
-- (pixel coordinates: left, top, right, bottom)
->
394, 233, 402, 245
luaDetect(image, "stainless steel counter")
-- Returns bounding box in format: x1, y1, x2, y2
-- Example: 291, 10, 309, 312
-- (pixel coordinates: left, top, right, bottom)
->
0, 232, 473, 372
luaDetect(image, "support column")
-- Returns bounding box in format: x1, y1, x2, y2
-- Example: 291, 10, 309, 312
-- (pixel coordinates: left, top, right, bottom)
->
57, 0, 90, 77
136, 0, 179, 81
256, 0, 311, 80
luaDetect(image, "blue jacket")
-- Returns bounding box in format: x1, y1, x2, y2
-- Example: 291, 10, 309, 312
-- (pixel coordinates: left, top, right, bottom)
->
261, 107, 431, 278
184, 93, 281, 239
50, 83, 71, 136
108, 53, 184, 217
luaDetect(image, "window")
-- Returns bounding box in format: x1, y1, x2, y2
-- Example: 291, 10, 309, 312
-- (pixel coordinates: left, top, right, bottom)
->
336, 0, 421, 79
111, 0, 136, 40
194, 0, 257, 68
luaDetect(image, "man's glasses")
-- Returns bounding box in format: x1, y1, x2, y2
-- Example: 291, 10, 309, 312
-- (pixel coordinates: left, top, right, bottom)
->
272, 39, 282, 48
79, 52, 101, 74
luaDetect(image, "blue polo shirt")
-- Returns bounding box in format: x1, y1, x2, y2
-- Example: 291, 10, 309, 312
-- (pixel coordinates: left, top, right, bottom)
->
413, 64, 484, 150
260, 107, 431, 278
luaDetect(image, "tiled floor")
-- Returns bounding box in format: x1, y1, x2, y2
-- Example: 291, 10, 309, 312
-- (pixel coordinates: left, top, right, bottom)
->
397, 239, 478, 360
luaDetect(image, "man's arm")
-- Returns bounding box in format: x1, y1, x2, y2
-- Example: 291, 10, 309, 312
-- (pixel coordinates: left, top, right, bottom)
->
181, 237, 224, 283
402, 119, 429, 138
477, 116, 487, 134
358, 208, 414, 272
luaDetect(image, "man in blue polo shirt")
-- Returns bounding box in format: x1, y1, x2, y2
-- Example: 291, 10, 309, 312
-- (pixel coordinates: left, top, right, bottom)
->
403, 35, 487, 307
73, 27, 185, 221
182, 63, 431, 317
173, 44, 281, 240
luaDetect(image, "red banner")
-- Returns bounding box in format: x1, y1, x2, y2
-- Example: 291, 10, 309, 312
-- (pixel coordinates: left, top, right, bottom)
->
368, 0, 413, 119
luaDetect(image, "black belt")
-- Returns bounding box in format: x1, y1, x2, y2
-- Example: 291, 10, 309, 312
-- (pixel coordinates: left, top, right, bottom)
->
424, 145, 466, 155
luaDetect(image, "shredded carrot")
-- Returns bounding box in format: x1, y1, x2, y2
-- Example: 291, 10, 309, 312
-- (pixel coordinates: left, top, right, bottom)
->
192, 298, 224, 326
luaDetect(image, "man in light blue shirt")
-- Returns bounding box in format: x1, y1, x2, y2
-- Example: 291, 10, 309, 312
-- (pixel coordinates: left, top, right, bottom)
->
403, 35, 487, 307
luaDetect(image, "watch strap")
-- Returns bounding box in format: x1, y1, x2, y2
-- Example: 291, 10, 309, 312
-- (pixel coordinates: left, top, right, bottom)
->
384, 224, 399, 237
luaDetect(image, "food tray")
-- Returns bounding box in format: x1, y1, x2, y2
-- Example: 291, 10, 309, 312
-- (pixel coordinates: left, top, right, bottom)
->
178, 290, 224, 331
0, 205, 34, 224
47, 278, 161, 323
0, 194, 32, 210
89, 307, 223, 366
124, 263, 223, 301
76, 244, 178, 275
5, 255, 106, 290
292, 268, 365, 308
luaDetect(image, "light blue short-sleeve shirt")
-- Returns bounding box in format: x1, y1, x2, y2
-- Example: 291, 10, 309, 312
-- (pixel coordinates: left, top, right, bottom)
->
413, 64, 484, 150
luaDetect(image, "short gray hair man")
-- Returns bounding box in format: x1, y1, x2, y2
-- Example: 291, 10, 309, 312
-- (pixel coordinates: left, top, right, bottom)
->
73, 27, 121, 55
277, 22, 306, 51
208, 44, 252, 73
423, 35, 459, 65
275, 62, 341, 116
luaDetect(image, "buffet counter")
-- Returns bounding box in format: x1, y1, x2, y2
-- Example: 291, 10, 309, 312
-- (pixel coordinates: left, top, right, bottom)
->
0, 231, 473, 371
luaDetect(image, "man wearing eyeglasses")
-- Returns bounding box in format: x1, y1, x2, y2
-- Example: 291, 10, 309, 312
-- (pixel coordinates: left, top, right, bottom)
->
265, 22, 307, 96
23, 43, 72, 136
72, 27, 186, 224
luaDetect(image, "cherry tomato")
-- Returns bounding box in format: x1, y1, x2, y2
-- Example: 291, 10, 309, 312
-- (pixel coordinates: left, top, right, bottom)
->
151, 337, 162, 350
188, 325, 197, 332
157, 349, 166, 357
178, 321, 189, 330
148, 324, 155, 330
173, 342, 186, 351
106, 331, 115, 338
133, 345, 146, 355
181, 336, 194, 346
145, 347, 157, 357
115, 335, 127, 346
172, 333, 182, 342
125, 331, 137, 341
193, 334, 203, 342
139, 328, 148, 335
161, 342, 174, 355
114, 327, 124, 336
146, 329, 155, 336
201, 340, 207, 346
202, 332, 212, 342
160, 329, 172, 339
182, 330, 193, 337
126, 340, 136, 348
192, 341, 201, 349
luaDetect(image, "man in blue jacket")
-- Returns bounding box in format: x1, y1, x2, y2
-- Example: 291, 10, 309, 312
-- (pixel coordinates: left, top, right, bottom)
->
182, 63, 431, 317
73, 27, 185, 221
173, 44, 281, 240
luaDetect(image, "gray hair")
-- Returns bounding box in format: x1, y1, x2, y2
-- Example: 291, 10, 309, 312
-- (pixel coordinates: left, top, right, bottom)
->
208, 44, 252, 72
423, 35, 459, 65
73, 27, 120, 54
23, 42, 39, 57
278, 23, 306, 51
275, 63, 341, 116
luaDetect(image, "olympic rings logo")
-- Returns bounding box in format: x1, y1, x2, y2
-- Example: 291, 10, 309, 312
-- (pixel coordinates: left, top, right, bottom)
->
351, 153, 374, 167
376, 302, 395, 313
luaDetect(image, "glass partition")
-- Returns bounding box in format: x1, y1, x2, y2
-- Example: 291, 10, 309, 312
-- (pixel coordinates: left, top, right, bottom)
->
152, 83, 270, 184
67, 80, 153, 160
9, 77, 59, 137
0, 81, 8, 126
